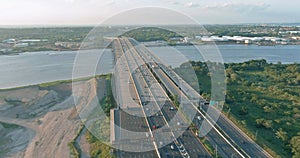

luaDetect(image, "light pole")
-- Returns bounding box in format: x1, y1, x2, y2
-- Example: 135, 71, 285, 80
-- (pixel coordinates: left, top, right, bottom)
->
231, 153, 236, 158
215, 145, 218, 158
255, 130, 258, 140
227, 108, 231, 117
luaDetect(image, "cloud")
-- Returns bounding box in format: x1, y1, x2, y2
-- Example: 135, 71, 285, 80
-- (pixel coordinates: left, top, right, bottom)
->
64, 0, 75, 3
203, 2, 270, 14
160, 0, 180, 6
185, 2, 200, 8
105, 0, 115, 6
171, 1, 180, 5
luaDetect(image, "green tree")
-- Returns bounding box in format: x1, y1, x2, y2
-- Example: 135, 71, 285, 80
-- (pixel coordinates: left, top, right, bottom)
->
275, 128, 288, 142
239, 106, 248, 115
290, 136, 300, 158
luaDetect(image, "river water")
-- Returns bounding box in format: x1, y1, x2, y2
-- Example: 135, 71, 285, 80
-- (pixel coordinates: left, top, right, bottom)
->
150, 45, 300, 67
0, 45, 299, 89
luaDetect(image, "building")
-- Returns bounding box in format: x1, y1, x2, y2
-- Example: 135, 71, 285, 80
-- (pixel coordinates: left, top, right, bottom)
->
14, 43, 29, 47
2, 39, 16, 44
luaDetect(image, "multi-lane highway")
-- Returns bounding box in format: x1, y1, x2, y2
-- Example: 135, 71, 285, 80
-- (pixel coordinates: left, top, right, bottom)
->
129, 38, 244, 158
112, 38, 212, 158
122, 38, 211, 158
111, 37, 272, 158
112, 38, 159, 158
128, 38, 272, 158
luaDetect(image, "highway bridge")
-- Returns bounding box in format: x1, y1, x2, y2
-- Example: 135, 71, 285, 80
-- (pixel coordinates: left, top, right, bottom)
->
110, 37, 272, 158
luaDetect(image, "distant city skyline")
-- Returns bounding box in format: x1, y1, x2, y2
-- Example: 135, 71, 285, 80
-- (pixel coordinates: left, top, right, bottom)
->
0, 0, 299, 26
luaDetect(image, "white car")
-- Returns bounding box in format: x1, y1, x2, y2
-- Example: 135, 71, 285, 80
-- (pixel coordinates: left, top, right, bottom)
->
170, 145, 174, 150
197, 116, 202, 121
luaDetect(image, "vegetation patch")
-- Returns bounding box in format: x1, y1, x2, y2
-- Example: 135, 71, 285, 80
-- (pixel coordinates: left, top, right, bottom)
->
68, 140, 80, 158
200, 138, 221, 158
121, 27, 182, 45
85, 74, 116, 158
86, 131, 115, 158
68, 124, 85, 158
175, 59, 300, 157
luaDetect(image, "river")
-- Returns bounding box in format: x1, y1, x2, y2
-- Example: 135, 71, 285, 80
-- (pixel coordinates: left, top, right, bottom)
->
0, 45, 299, 89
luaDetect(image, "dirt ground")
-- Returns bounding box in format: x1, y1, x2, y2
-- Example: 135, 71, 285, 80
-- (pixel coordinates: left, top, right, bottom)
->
0, 77, 107, 158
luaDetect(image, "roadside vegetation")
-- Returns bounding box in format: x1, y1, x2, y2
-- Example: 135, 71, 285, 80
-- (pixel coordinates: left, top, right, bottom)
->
175, 59, 300, 157
85, 74, 116, 158
38, 76, 98, 88
86, 131, 115, 158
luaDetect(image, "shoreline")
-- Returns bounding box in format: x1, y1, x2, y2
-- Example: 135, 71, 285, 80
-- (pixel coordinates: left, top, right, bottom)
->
1, 58, 299, 90
0, 48, 111, 56
0, 74, 110, 91
1, 57, 298, 91
1, 43, 299, 56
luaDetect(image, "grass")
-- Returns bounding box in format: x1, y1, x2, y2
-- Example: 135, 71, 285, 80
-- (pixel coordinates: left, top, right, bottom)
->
68, 124, 85, 158
86, 131, 115, 158
0, 74, 112, 91
68, 141, 80, 158
84, 74, 115, 158
200, 138, 221, 158
0, 122, 19, 129
38, 75, 109, 88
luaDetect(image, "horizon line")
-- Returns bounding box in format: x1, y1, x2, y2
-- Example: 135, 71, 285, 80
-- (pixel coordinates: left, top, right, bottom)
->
0, 22, 299, 28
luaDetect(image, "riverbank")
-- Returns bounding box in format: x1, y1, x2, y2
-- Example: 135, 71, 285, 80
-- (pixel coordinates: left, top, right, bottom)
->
0, 74, 111, 158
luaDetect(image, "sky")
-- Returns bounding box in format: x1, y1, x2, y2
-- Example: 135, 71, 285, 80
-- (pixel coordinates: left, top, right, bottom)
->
0, 0, 299, 25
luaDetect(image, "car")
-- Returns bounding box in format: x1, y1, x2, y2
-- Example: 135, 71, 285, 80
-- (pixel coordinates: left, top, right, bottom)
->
179, 147, 185, 153
178, 144, 184, 151
197, 116, 202, 121
182, 151, 188, 155
170, 106, 174, 110
170, 145, 174, 150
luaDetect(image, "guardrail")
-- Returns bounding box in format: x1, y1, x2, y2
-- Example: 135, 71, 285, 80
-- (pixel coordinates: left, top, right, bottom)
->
130, 38, 247, 158
113, 39, 161, 158
124, 38, 191, 158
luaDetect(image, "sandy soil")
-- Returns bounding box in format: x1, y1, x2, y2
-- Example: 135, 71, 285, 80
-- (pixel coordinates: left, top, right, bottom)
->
0, 78, 106, 158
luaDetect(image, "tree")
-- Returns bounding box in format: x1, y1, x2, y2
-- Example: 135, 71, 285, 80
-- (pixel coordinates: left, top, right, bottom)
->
256, 118, 264, 128
256, 119, 272, 129
275, 128, 288, 142
290, 136, 300, 158
239, 106, 248, 115
262, 120, 272, 129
